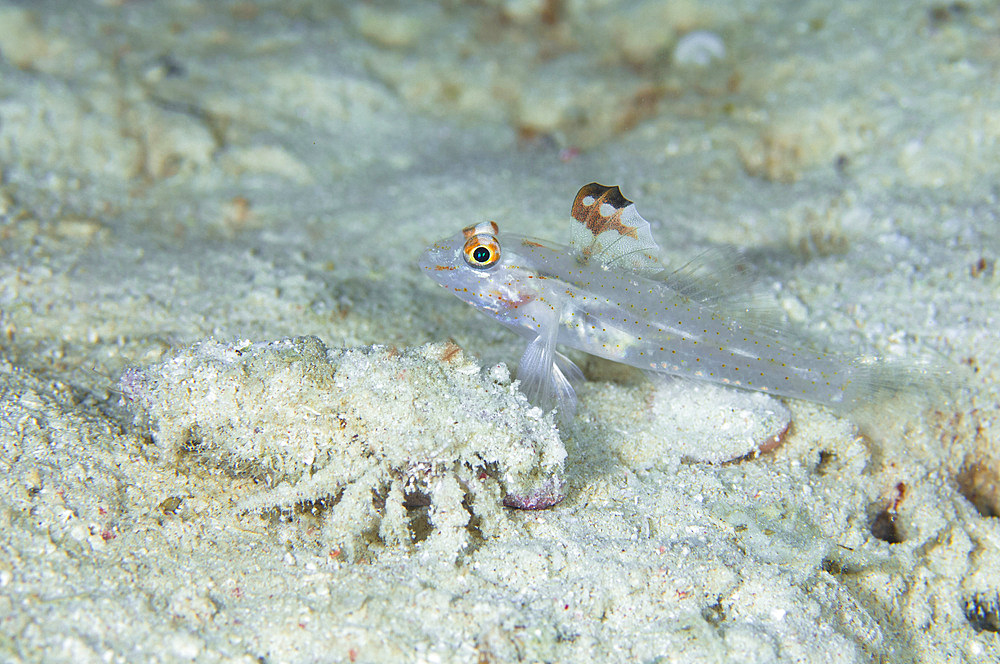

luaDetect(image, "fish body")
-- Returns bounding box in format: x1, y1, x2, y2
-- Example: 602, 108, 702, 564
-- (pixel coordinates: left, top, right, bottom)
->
420, 184, 882, 420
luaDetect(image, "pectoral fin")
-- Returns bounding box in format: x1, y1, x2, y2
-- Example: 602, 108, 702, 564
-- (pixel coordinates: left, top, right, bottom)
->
516, 327, 579, 424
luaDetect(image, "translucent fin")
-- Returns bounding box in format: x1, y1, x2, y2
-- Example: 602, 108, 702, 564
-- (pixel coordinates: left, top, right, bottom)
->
552, 352, 582, 423
659, 246, 756, 306
553, 350, 584, 387
838, 352, 956, 413
569, 183, 662, 276
831, 351, 959, 445
517, 328, 557, 412
657, 246, 791, 333
516, 322, 579, 423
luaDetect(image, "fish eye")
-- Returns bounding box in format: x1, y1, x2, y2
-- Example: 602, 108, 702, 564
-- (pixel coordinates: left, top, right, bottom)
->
463, 234, 501, 269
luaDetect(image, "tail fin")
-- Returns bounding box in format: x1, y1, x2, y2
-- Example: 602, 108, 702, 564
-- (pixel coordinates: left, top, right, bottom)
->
838, 351, 958, 423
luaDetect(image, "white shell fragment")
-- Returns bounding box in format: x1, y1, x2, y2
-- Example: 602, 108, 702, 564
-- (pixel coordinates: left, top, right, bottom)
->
120, 337, 566, 560
590, 376, 794, 470
647, 379, 792, 463
673, 30, 726, 66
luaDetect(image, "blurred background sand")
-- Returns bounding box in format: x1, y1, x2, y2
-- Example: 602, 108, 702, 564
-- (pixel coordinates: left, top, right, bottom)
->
1, 1, 998, 662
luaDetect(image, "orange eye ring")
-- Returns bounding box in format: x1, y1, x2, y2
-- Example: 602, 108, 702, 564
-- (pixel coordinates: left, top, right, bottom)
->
463, 234, 501, 269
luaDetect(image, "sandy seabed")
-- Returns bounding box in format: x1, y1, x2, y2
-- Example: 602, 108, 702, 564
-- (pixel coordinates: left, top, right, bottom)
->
1, 1, 999, 662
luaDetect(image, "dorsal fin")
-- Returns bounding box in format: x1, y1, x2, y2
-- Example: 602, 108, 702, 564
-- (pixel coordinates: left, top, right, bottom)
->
660, 246, 755, 306
657, 246, 788, 329
569, 183, 662, 275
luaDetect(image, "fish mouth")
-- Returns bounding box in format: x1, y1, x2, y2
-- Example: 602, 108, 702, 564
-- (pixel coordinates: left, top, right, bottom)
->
417, 247, 438, 272
417, 240, 455, 273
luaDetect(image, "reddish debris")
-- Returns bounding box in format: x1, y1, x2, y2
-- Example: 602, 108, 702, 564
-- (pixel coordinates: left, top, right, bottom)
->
756, 421, 791, 455
503, 477, 565, 510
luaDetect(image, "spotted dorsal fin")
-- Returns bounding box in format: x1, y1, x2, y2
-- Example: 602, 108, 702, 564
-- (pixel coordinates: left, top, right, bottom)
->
569, 183, 662, 275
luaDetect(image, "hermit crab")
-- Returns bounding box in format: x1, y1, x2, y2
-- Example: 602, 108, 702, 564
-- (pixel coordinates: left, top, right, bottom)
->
120, 337, 566, 560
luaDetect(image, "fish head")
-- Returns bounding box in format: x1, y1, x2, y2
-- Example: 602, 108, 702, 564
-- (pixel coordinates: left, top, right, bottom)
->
420, 221, 541, 319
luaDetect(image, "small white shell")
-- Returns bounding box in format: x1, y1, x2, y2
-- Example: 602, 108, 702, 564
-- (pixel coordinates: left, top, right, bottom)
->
673, 30, 726, 66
